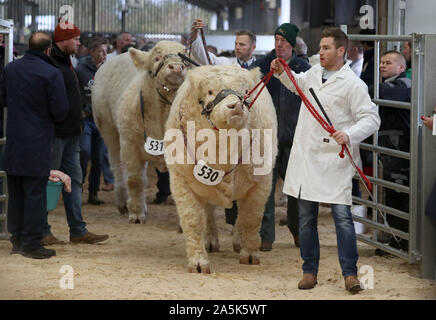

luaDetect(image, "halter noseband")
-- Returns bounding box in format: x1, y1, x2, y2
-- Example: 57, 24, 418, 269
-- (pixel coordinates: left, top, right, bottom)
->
200, 89, 250, 117
150, 53, 189, 79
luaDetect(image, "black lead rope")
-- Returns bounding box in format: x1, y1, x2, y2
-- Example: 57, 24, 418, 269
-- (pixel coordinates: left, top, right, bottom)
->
178, 52, 200, 67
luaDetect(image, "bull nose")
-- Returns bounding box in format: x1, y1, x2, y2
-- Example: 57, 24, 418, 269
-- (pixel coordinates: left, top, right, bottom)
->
168, 64, 185, 72
227, 101, 242, 110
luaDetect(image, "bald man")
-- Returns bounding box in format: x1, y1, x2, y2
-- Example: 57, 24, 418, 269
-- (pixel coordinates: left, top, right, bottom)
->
107, 32, 133, 60
1, 32, 69, 258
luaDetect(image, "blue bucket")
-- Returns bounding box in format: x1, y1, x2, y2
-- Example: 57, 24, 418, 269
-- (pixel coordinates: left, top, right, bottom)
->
46, 181, 63, 211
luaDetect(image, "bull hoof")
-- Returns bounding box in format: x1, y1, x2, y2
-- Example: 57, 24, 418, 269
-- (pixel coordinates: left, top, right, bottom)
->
177, 226, 183, 234
128, 218, 140, 224
118, 205, 128, 215
188, 264, 211, 274
233, 243, 241, 253
139, 217, 146, 224
239, 255, 260, 265
205, 242, 219, 253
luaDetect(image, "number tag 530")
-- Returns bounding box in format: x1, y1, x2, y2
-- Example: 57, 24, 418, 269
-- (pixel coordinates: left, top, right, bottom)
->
144, 137, 165, 156
193, 160, 224, 186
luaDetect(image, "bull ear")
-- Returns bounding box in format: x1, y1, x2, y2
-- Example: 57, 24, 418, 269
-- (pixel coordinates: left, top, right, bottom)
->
129, 48, 151, 70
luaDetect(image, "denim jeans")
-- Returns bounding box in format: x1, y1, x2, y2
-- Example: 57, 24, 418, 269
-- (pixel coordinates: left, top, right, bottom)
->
101, 142, 114, 185
298, 197, 358, 277
43, 136, 87, 237
80, 118, 102, 192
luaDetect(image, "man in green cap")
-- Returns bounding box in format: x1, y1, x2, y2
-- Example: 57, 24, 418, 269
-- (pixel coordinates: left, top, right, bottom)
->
225, 23, 311, 252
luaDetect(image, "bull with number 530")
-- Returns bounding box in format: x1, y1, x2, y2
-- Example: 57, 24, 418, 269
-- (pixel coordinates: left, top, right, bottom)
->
164, 65, 277, 273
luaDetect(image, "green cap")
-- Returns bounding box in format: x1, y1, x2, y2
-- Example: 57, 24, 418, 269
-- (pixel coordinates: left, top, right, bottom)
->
274, 23, 299, 47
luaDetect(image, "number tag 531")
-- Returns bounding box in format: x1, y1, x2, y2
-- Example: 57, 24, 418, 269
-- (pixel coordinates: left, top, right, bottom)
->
193, 160, 224, 186
144, 137, 165, 156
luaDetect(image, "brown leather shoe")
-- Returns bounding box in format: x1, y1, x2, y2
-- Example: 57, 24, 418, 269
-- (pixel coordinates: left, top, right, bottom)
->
70, 232, 109, 244
41, 234, 66, 246
101, 184, 114, 192
260, 241, 273, 251
298, 273, 318, 290
345, 275, 363, 293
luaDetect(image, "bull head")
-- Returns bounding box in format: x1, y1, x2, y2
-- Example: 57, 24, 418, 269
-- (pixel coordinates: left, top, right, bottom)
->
129, 41, 188, 95
187, 65, 262, 130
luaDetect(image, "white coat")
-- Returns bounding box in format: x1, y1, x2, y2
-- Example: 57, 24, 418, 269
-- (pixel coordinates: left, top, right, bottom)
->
190, 35, 236, 66
276, 62, 380, 205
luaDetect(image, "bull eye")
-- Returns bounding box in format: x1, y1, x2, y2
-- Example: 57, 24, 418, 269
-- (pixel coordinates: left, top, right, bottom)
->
155, 57, 160, 62
208, 90, 214, 95
245, 89, 249, 94
199, 100, 204, 106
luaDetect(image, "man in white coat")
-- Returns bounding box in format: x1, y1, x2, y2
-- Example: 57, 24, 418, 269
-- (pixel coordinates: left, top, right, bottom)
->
271, 28, 380, 293
189, 19, 256, 68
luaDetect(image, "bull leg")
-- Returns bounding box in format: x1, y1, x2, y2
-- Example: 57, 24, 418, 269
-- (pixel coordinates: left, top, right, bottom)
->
236, 184, 270, 265
100, 128, 128, 215
121, 143, 147, 224
204, 205, 219, 253
232, 224, 241, 253
170, 172, 210, 273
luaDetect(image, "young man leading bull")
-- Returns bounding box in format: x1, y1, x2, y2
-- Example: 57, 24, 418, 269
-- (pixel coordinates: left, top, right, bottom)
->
271, 28, 380, 293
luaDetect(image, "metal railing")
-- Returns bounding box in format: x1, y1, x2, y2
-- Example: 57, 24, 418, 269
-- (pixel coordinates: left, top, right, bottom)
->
348, 33, 436, 280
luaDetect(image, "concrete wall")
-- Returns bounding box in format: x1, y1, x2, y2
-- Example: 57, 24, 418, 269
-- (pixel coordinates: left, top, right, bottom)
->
405, 0, 436, 34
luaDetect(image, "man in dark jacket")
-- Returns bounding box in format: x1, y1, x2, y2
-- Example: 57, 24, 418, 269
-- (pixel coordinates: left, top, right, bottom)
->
0, 32, 69, 258
226, 23, 311, 251
43, 21, 109, 245
372, 50, 411, 254
75, 37, 108, 205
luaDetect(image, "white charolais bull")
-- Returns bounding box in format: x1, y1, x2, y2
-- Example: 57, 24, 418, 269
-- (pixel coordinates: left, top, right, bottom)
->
164, 65, 278, 273
92, 41, 188, 224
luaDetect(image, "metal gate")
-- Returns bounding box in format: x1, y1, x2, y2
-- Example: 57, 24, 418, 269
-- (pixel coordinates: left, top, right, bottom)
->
348, 33, 436, 280
0, 19, 13, 240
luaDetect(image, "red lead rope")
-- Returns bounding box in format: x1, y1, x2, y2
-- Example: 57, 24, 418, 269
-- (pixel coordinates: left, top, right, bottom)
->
244, 58, 373, 193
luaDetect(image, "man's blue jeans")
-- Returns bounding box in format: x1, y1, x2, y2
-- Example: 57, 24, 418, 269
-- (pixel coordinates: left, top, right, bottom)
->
298, 197, 359, 277
43, 136, 87, 238
80, 118, 103, 192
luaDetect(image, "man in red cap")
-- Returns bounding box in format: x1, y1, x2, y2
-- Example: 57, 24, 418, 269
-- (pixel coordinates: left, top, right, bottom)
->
41, 20, 109, 246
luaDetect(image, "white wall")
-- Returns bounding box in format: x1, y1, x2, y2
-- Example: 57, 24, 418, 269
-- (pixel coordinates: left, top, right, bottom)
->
405, 0, 436, 34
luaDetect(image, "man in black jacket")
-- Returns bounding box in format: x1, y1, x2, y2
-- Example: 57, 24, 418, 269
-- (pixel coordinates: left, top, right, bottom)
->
226, 23, 311, 251
373, 50, 411, 254
42, 21, 109, 245
1, 32, 69, 258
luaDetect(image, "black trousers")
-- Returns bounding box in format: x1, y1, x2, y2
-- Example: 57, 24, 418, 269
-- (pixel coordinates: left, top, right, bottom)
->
225, 144, 299, 241
7, 175, 48, 251
155, 169, 171, 200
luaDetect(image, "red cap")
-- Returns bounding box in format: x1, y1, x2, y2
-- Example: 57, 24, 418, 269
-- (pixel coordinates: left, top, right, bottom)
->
54, 20, 81, 42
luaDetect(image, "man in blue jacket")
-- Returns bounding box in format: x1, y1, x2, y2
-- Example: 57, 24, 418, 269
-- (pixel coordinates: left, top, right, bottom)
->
76, 37, 108, 206
226, 23, 311, 251
0, 32, 69, 259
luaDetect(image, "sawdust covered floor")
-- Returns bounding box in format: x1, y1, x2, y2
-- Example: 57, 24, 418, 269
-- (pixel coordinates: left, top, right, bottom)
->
0, 169, 435, 300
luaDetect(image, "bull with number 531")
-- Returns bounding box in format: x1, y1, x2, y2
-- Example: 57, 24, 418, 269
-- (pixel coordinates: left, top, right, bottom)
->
92, 41, 189, 224
164, 65, 278, 273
